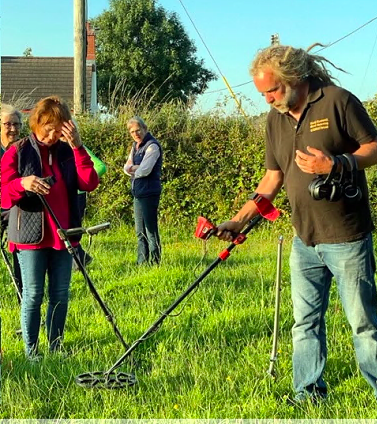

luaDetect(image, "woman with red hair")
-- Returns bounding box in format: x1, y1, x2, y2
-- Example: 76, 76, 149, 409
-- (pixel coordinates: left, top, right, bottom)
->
1, 96, 99, 359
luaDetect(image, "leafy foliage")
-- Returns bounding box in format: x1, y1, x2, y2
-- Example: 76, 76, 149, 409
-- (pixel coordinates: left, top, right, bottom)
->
365, 94, 377, 126
77, 95, 377, 227
77, 103, 284, 226
365, 95, 377, 222
91, 0, 216, 109
14, 94, 377, 227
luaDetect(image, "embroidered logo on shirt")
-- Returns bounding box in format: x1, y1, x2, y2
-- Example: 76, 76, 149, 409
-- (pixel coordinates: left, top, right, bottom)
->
310, 118, 329, 132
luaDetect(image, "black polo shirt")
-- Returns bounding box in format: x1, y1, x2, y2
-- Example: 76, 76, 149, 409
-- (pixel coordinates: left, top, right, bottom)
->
265, 81, 377, 246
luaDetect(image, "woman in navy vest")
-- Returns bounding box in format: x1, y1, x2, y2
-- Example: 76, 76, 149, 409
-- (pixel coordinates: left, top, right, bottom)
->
1, 96, 99, 360
124, 116, 162, 265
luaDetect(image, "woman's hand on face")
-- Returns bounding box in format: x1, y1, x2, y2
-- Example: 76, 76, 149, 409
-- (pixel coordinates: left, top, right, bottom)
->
21, 175, 51, 195
61, 120, 83, 149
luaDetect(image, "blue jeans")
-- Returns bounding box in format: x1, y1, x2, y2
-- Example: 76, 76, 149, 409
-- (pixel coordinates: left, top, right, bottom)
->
290, 234, 377, 398
134, 195, 161, 265
17, 248, 72, 356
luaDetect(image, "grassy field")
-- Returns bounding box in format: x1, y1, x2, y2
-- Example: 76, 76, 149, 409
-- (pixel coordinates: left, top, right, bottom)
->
1, 220, 376, 418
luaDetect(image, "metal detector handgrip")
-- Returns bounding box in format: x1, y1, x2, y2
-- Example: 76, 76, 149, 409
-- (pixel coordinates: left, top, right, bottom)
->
61, 222, 111, 238
86, 222, 111, 235
218, 215, 262, 261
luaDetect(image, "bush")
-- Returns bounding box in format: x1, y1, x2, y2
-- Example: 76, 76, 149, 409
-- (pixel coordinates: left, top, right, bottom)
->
77, 103, 284, 226
76, 97, 377, 228
16, 95, 377, 228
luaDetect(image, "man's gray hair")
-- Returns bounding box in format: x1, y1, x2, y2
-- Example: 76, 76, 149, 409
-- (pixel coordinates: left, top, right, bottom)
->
1, 103, 22, 122
127, 116, 147, 130
250, 44, 347, 87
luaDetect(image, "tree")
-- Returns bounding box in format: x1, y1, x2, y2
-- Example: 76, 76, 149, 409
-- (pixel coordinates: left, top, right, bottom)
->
365, 94, 377, 126
91, 0, 216, 108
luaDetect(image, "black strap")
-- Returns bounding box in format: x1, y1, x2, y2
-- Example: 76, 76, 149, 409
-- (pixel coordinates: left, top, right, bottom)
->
323, 155, 340, 183
342, 153, 358, 186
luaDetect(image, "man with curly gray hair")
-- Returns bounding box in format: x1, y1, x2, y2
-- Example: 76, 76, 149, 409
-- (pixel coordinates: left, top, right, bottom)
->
218, 44, 377, 402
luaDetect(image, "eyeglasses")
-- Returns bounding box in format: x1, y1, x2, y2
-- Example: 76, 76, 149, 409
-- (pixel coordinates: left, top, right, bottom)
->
2, 121, 21, 129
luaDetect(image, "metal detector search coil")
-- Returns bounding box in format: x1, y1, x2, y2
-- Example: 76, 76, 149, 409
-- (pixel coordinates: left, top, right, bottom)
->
75, 371, 137, 389
75, 194, 280, 389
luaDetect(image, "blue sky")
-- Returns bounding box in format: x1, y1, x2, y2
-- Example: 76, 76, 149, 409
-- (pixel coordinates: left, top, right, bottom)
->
1, 0, 376, 114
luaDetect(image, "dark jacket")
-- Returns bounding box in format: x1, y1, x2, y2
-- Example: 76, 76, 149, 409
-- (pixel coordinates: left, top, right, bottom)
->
132, 132, 162, 198
7, 135, 81, 244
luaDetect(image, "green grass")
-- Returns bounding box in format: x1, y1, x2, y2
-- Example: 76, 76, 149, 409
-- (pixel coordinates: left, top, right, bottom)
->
1, 221, 376, 418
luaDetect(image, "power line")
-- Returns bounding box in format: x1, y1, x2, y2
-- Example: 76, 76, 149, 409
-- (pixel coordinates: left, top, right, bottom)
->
315, 16, 377, 53
177, 0, 223, 76
205, 80, 252, 95
359, 28, 377, 96
177, 0, 249, 118
202, 15, 377, 96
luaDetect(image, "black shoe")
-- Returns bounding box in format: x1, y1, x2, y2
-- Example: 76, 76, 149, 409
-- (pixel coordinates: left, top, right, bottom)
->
290, 390, 327, 406
73, 253, 93, 271
83, 253, 93, 267
26, 353, 43, 363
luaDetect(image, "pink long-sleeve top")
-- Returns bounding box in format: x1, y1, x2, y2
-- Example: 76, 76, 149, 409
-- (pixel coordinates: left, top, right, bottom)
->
1, 139, 99, 252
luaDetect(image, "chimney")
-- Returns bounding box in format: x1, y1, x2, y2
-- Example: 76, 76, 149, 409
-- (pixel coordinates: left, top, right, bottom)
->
86, 21, 96, 61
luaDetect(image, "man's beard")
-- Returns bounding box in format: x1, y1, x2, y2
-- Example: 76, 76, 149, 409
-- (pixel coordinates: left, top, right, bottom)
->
272, 85, 300, 114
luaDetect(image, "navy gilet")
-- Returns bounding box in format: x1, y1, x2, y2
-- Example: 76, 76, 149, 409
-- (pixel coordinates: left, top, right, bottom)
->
131, 132, 162, 198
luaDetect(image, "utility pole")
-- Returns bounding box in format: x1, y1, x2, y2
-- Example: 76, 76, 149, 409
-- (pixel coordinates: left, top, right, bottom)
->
74, 0, 86, 115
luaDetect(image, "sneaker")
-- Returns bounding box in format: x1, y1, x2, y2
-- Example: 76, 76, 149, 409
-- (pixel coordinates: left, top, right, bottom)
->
292, 390, 327, 405
73, 251, 93, 271
83, 253, 93, 267
49, 345, 70, 358
15, 328, 22, 336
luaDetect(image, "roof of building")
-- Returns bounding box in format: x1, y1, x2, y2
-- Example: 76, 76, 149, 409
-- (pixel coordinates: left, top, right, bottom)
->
1, 56, 94, 110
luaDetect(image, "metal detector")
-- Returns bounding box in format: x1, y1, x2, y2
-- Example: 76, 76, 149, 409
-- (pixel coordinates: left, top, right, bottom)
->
35, 178, 129, 351
75, 194, 280, 389
0, 223, 22, 303
267, 235, 283, 378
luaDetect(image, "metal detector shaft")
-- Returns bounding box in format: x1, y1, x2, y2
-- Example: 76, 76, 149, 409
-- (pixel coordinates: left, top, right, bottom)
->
0, 227, 22, 302
268, 235, 283, 377
38, 195, 129, 350
104, 214, 264, 376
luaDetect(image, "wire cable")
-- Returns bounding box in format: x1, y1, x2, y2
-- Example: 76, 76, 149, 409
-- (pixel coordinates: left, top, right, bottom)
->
177, 0, 222, 76
177, 0, 249, 118
359, 28, 377, 95
314, 16, 377, 53
204, 80, 252, 95
200, 15, 377, 96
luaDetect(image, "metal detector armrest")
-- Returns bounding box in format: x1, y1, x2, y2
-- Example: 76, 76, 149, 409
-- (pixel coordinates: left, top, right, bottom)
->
250, 192, 280, 221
